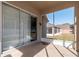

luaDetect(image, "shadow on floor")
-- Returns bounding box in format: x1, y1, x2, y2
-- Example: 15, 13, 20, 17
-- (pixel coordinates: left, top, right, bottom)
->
64, 47, 78, 57
53, 44, 64, 57
3, 42, 78, 57
18, 42, 49, 57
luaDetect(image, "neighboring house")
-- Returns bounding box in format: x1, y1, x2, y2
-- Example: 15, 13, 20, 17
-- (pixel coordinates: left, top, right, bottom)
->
47, 23, 61, 37
47, 23, 74, 37
56, 23, 74, 34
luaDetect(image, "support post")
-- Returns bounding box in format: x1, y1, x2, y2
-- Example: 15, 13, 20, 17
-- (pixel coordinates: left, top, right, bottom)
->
75, 4, 79, 56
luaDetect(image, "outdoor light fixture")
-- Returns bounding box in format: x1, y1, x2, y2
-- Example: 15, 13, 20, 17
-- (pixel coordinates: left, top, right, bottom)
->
39, 22, 42, 26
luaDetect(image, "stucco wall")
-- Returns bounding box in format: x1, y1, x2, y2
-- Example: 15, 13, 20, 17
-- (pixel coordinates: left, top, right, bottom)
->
37, 15, 42, 41
42, 15, 48, 38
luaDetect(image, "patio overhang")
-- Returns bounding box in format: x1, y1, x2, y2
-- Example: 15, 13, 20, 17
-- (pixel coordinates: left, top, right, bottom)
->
7, 1, 77, 15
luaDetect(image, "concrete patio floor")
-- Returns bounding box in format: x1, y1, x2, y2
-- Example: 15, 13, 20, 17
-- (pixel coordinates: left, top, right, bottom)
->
1, 42, 78, 57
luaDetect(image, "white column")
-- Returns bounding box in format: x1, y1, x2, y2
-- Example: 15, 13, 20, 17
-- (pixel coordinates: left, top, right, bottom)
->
0, 2, 2, 55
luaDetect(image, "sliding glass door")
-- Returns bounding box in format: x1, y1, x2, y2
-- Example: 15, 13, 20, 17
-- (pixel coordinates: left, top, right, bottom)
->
20, 11, 31, 45
2, 3, 31, 51
2, 4, 20, 51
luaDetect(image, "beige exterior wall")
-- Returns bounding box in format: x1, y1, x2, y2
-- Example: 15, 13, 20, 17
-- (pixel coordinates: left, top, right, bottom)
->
42, 15, 48, 38
37, 15, 42, 41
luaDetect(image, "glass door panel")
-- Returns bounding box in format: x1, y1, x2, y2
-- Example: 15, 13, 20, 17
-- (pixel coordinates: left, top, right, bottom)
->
2, 4, 19, 51
20, 11, 31, 45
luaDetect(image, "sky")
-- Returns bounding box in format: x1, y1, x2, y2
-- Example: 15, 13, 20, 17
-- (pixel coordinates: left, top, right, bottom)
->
47, 7, 74, 25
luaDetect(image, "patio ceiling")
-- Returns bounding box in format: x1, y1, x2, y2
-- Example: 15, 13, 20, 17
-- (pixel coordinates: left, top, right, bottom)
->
25, 1, 62, 12
8, 1, 76, 15
25, 1, 75, 14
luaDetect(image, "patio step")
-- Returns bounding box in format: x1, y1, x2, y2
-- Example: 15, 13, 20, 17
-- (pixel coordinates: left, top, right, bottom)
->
54, 45, 77, 57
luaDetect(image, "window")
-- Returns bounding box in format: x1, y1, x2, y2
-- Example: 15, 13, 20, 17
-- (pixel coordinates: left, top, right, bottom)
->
48, 27, 52, 34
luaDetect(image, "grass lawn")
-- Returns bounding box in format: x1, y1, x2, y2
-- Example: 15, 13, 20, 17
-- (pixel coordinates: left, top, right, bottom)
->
47, 33, 74, 41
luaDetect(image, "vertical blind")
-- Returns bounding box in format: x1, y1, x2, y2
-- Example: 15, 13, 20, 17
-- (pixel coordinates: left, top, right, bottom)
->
2, 4, 31, 51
